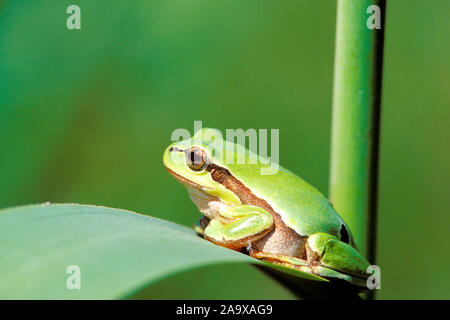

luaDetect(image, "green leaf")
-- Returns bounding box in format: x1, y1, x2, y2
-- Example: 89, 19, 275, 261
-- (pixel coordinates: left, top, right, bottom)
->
0, 203, 361, 300
0, 203, 258, 299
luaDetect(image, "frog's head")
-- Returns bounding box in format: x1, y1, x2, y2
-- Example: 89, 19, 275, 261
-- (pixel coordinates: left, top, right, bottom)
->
163, 128, 242, 207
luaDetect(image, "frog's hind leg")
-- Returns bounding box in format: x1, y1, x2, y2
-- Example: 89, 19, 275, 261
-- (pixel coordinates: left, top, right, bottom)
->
305, 232, 371, 280
250, 250, 364, 285
251, 233, 371, 287
270, 232, 371, 287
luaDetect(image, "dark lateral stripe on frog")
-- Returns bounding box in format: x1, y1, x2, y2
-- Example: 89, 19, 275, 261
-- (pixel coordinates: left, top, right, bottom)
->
205, 163, 307, 256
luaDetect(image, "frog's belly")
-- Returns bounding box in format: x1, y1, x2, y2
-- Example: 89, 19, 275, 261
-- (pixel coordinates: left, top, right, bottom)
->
252, 221, 307, 259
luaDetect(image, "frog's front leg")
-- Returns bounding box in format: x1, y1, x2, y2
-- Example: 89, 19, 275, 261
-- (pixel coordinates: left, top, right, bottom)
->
203, 205, 274, 250
194, 216, 210, 236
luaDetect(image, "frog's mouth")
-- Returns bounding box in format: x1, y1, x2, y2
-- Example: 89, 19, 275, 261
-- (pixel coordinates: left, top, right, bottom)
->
165, 167, 212, 190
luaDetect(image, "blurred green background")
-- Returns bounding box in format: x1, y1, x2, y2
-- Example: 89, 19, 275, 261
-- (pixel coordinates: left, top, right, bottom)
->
0, 0, 448, 299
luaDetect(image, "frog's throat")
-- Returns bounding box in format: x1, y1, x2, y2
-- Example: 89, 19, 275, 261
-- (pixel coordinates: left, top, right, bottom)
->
186, 186, 233, 222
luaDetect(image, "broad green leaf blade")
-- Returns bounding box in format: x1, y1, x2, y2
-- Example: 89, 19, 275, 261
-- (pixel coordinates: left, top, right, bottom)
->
0, 203, 347, 299
0, 203, 258, 299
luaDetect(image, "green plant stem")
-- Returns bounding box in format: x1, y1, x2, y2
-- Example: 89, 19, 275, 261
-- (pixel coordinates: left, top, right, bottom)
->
329, 0, 385, 268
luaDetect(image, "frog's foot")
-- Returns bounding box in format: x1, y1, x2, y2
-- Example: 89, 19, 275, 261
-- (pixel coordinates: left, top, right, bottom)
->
193, 216, 210, 236
250, 251, 317, 276
203, 205, 274, 250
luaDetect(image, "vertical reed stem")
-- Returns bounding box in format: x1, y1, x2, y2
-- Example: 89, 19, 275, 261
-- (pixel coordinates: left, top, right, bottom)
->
329, 0, 386, 272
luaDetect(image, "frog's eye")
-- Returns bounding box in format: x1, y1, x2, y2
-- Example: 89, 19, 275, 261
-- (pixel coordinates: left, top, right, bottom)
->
185, 147, 208, 171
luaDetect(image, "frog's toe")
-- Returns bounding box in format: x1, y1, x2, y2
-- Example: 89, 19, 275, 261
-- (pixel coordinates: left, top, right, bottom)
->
193, 216, 210, 236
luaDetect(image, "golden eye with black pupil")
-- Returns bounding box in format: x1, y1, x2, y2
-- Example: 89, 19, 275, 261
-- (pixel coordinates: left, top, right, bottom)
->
185, 147, 208, 171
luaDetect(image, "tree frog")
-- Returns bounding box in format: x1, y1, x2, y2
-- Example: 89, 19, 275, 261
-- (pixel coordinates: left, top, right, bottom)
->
163, 128, 371, 288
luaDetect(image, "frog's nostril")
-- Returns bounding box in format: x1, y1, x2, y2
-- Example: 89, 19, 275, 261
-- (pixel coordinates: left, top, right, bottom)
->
169, 146, 184, 153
